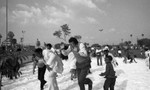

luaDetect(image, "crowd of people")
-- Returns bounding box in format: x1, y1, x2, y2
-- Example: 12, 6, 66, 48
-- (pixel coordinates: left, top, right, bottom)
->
32, 36, 150, 90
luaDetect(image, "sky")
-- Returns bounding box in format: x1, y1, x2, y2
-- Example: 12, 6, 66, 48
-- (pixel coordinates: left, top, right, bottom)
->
0, 0, 150, 46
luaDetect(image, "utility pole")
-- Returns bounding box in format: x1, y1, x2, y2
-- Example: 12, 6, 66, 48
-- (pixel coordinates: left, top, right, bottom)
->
5, 0, 8, 51
6, 0, 8, 39
22, 30, 25, 48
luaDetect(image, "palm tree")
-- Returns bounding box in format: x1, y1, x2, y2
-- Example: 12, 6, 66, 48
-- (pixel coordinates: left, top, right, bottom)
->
53, 30, 63, 40
61, 24, 71, 42
53, 24, 71, 42
0, 48, 28, 80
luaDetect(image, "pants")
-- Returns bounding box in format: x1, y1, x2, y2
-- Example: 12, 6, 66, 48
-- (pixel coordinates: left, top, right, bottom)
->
97, 55, 102, 65
47, 76, 59, 90
146, 57, 150, 69
77, 67, 93, 90
104, 78, 116, 90
38, 65, 46, 89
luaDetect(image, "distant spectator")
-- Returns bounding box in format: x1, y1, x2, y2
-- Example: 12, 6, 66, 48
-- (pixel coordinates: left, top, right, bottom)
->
96, 46, 103, 66
145, 47, 150, 69
117, 49, 122, 57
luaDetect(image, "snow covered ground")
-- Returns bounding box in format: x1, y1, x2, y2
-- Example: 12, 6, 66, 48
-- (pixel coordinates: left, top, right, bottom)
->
2, 57, 150, 90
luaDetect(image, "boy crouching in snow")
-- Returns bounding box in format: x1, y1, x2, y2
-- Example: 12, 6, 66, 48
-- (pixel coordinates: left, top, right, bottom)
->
99, 55, 117, 90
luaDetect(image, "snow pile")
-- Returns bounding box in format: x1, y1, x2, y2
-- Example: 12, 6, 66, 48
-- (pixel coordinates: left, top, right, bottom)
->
2, 57, 150, 90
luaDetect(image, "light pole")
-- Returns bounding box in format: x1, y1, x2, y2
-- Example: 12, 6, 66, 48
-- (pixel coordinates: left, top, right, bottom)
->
22, 30, 26, 47
6, 0, 8, 39
130, 34, 133, 44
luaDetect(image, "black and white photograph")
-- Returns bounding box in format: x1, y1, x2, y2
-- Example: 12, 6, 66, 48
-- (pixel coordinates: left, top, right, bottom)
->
0, 0, 150, 90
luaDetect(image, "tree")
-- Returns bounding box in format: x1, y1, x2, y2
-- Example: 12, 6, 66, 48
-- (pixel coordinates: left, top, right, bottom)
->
53, 24, 71, 42
7, 31, 14, 39
53, 30, 63, 40
91, 43, 100, 48
0, 50, 28, 79
0, 34, 2, 45
74, 35, 82, 42
137, 38, 150, 48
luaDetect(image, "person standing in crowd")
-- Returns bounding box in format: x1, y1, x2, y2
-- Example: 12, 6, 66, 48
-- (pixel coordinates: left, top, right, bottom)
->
117, 49, 122, 57
96, 46, 103, 66
68, 37, 93, 90
99, 55, 117, 90
145, 47, 150, 69
123, 48, 137, 63
123, 48, 128, 64
42, 43, 52, 63
33, 48, 47, 90
103, 48, 118, 67
44, 44, 63, 90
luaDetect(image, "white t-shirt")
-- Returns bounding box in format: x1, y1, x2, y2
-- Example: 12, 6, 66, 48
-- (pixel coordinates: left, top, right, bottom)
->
68, 52, 77, 69
45, 51, 63, 78
78, 42, 88, 57
118, 50, 121, 54
42, 48, 50, 62
145, 50, 150, 58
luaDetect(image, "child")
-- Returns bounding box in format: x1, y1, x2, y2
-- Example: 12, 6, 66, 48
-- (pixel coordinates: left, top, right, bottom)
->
99, 55, 117, 90
103, 49, 118, 67
33, 48, 47, 90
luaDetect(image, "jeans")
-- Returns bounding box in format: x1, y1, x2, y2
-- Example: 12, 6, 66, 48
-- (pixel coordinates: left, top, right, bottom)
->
38, 65, 46, 89
104, 78, 116, 90
97, 55, 102, 65
77, 67, 93, 90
